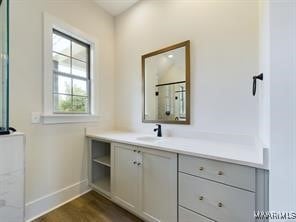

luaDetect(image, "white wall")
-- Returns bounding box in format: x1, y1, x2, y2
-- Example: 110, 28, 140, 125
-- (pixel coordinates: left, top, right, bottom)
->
114, 0, 259, 139
269, 0, 296, 214
258, 0, 270, 149
9, 0, 114, 219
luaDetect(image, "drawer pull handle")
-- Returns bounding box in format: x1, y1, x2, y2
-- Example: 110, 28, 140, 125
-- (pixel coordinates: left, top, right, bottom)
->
199, 196, 204, 200
199, 167, 204, 171
218, 202, 223, 207
133, 150, 137, 152
137, 150, 141, 153
218, 171, 223, 175
137, 162, 141, 166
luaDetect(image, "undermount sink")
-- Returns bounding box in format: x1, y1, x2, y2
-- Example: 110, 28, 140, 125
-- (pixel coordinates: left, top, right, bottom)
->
136, 136, 163, 143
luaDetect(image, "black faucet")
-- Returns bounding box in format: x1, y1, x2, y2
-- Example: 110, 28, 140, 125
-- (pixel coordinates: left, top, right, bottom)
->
153, 124, 162, 137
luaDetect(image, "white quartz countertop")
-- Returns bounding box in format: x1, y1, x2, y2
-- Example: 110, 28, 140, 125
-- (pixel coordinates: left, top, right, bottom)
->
86, 131, 268, 169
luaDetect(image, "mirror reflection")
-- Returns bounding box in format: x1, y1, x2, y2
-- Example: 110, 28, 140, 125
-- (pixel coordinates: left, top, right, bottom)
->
143, 41, 190, 124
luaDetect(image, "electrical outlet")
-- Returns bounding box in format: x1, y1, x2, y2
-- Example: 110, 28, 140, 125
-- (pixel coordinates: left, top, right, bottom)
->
32, 112, 41, 124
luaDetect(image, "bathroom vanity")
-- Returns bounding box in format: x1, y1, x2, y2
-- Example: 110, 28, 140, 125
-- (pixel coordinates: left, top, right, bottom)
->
86, 131, 268, 222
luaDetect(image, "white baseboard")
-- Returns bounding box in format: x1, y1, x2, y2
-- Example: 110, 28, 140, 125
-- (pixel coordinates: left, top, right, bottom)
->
25, 179, 90, 222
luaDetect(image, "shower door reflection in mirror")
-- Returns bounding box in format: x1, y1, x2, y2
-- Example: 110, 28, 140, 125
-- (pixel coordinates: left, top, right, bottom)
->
142, 41, 190, 124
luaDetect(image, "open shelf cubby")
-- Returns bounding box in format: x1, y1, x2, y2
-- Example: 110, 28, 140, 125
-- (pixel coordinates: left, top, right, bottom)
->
89, 140, 111, 196
93, 155, 110, 167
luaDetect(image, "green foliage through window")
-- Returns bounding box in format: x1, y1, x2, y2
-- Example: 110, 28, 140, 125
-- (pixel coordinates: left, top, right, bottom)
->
55, 82, 88, 113
52, 29, 90, 114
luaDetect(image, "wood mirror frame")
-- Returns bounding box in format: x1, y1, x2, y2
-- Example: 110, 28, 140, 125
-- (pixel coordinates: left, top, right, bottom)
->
142, 40, 190, 124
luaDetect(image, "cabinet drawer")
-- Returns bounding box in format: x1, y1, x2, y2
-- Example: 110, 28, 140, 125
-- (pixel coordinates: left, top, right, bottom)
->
179, 173, 255, 222
179, 155, 255, 191
179, 207, 214, 222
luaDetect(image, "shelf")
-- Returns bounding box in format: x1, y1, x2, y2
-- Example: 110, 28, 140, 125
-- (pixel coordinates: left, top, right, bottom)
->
93, 155, 110, 167
91, 177, 110, 195
90, 139, 111, 198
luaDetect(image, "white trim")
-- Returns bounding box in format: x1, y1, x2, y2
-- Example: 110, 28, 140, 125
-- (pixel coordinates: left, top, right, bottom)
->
25, 179, 90, 221
42, 114, 99, 124
43, 12, 98, 123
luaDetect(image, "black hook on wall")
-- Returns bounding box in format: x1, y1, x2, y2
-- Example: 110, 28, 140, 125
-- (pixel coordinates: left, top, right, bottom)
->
252, 73, 263, 96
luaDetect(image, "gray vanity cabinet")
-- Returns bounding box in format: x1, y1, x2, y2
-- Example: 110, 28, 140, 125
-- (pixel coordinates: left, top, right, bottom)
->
111, 143, 139, 213
88, 137, 268, 222
111, 143, 178, 222
178, 154, 268, 222
179, 173, 255, 222
138, 146, 177, 222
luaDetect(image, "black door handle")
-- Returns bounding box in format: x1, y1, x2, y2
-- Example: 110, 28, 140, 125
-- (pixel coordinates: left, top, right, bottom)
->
252, 73, 263, 96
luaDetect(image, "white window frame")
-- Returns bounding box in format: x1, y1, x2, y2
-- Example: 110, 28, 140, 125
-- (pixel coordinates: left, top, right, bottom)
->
43, 13, 98, 124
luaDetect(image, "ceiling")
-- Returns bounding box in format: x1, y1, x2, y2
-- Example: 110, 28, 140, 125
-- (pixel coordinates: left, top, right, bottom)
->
94, 0, 139, 16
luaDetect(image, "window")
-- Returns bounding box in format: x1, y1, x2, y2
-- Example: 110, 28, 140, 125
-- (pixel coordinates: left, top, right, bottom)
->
43, 13, 98, 124
52, 30, 90, 114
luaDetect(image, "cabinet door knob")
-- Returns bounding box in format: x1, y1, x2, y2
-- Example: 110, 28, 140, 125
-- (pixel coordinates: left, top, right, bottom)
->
218, 202, 223, 207
137, 150, 141, 153
133, 161, 137, 165
199, 167, 204, 171
137, 162, 141, 166
133, 150, 137, 152
199, 196, 204, 200
218, 171, 223, 175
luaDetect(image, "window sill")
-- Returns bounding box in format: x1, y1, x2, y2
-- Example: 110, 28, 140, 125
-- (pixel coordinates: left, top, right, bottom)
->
42, 114, 99, 124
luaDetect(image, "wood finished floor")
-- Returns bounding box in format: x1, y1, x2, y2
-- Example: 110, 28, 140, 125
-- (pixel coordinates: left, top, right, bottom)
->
33, 191, 143, 222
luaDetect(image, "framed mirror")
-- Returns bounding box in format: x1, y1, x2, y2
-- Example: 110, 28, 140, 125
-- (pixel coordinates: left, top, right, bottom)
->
142, 41, 190, 124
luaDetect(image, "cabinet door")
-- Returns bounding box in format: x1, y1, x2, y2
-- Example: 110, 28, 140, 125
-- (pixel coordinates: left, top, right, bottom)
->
138, 147, 177, 222
111, 143, 139, 213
